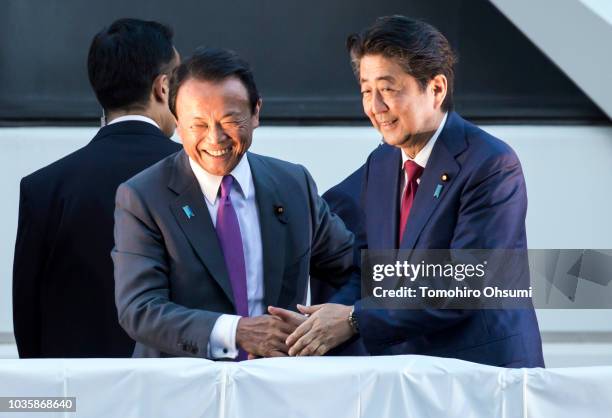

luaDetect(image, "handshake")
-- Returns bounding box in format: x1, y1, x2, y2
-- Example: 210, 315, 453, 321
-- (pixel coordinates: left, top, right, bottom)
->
236, 303, 356, 359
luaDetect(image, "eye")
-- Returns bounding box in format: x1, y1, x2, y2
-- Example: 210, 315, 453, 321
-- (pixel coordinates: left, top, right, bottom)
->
361, 90, 371, 96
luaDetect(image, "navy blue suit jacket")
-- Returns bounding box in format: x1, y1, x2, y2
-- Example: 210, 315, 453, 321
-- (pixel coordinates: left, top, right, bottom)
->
311, 166, 365, 305
332, 112, 545, 368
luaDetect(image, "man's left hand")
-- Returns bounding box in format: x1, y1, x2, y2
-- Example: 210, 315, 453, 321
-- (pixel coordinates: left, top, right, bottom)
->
284, 303, 355, 356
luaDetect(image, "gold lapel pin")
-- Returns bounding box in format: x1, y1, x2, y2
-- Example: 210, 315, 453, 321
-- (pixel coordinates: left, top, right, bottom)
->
440, 173, 450, 182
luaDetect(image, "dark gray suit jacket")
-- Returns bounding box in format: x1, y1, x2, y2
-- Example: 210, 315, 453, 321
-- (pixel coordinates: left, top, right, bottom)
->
113, 150, 355, 358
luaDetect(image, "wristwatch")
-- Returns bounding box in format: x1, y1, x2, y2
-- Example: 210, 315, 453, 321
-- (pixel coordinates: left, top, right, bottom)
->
348, 306, 360, 335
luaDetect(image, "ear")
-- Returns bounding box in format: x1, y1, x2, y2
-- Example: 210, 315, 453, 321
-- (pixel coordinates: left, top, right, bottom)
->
152, 73, 170, 104
251, 99, 262, 129
429, 74, 447, 110
174, 117, 185, 144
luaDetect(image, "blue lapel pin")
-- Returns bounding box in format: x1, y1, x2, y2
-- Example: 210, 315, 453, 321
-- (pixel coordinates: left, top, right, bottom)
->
182, 205, 195, 219
433, 184, 443, 199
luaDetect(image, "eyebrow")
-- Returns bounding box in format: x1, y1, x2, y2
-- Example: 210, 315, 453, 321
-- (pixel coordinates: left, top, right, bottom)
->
360, 75, 396, 84
191, 112, 241, 121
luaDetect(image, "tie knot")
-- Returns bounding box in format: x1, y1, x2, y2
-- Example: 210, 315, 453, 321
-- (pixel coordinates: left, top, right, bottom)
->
220, 175, 234, 199
403, 160, 423, 181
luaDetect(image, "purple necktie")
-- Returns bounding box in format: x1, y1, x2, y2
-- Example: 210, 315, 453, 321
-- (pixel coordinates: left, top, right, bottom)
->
215, 175, 249, 361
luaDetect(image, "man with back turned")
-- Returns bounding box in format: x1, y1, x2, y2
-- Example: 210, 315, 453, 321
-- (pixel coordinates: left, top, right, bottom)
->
13, 19, 181, 357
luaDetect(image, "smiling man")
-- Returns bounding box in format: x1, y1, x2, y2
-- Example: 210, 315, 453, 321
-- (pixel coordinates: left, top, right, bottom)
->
112, 47, 355, 359
273, 16, 544, 368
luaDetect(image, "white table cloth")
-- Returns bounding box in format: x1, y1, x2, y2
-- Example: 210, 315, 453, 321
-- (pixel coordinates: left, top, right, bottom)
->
0, 355, 610, 417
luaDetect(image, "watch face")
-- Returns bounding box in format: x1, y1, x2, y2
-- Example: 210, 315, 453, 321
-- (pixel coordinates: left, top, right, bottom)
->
349, 309, 359, 334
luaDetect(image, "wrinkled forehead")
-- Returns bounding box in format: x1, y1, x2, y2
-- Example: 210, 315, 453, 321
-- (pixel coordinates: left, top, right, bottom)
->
176, 76, 251, 118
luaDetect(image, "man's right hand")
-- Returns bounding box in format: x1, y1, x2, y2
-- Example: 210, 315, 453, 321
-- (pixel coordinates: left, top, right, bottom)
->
236, 315, 297, 358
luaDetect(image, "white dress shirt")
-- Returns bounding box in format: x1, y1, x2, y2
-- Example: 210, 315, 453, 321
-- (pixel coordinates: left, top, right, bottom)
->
400, 112, 448, 200
188, 155, 264, 359
107, 114, 160, 128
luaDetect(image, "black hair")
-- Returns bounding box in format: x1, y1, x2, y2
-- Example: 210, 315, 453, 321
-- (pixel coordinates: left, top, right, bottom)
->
347, 15, 457, 111
169, 47, 260, 117
87, 18, 175, 111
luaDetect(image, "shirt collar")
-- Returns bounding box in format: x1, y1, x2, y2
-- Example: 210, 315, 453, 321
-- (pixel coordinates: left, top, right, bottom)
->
108, 115, 160, 129
188, 154, 252, 205
401, 112, 448, 168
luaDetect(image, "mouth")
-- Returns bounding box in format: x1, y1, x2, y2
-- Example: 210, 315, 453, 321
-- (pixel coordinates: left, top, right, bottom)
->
202, 145, 233, 158
378, 119, 398, 129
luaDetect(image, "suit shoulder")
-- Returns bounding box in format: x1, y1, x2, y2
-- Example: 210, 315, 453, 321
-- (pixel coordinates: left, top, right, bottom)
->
21, 133, 179, 189
20, 145, 93, 192
121, 151, 180, 191
149, 138, 182, 153
323, 164, 364, 200
366, 143, 394, 159
462, 119, 519, 164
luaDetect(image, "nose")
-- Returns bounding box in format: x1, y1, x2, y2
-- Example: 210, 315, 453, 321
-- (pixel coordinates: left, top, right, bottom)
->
207, 123, 226, 144
371, 91, 388, 114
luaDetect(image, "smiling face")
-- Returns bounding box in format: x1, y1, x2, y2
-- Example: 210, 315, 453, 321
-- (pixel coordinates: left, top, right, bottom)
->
175, 76, 260, 176
359, 54, 445, 153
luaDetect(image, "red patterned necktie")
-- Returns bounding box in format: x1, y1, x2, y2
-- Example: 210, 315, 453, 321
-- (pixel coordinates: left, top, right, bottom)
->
398, 160, 424, 245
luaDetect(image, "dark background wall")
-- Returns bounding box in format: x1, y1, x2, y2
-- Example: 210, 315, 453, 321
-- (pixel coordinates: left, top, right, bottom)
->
0, 0, 605, 123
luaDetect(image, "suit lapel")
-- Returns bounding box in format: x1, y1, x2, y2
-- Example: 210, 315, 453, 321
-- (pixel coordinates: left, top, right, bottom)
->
168, 151, 235, 307
247, 153, 287, 308
366, 144, 402, 249
400, 112, 467, 249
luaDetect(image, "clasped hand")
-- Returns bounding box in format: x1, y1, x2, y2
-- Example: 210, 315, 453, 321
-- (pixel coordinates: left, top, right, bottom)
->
269, 303, 355, 357
236, 303, 354, 358
236, 312, 303, 358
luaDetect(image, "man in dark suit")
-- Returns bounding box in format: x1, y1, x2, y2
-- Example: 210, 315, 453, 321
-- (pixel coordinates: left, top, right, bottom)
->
12, 19, 181, 358
112, 48, 355, 359
310, 165, 365, 306
309, 166, 368, 356
276, 16, 544, 367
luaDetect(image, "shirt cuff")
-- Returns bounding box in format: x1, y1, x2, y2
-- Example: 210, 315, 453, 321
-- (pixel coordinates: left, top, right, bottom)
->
208, 314, 241, 359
